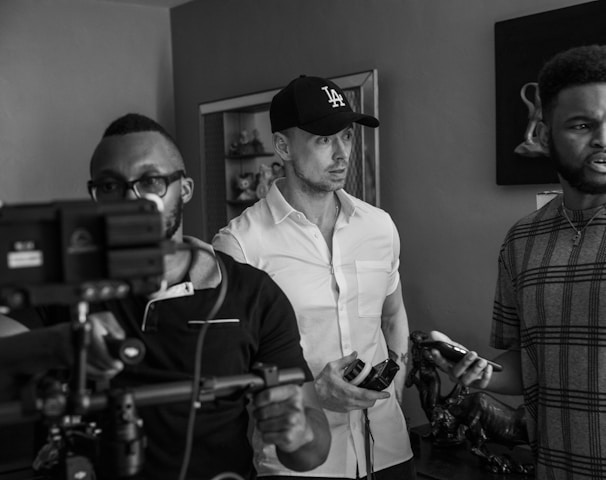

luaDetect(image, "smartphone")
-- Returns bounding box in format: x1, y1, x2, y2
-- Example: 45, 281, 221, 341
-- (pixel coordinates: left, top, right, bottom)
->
419, 340, 503, 372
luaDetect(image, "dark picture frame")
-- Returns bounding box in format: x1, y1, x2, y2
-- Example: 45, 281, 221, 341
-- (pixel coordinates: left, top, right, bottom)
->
495, 1, 606, 185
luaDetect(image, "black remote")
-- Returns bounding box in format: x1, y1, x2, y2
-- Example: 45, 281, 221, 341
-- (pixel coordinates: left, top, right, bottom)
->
420, 340, 503, 372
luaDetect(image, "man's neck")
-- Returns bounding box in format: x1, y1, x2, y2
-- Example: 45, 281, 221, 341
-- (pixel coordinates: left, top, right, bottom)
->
163, 248, 191, 287
561, 181, 606, 210
279, 180, 339, 225
163, 235, 222, 289
161, 229, 189, 287
278, 180, 341, 252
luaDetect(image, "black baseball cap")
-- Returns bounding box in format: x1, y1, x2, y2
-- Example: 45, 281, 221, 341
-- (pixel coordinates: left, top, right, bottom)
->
270, 75, 379, 136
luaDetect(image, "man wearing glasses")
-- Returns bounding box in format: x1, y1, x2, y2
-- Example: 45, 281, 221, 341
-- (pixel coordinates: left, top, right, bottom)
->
82, 113, 330, 479
88, 170, 186, 238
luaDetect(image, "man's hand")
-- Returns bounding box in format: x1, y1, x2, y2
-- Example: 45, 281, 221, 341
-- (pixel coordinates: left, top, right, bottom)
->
252, 384, 313, 453
314, 352, 390, 412
86, 312, 126, 380
252, 382, 330, 471
426, 330, 492, 389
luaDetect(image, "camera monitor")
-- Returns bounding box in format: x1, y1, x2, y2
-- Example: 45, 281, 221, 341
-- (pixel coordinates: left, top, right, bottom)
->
0, 199, 166, 309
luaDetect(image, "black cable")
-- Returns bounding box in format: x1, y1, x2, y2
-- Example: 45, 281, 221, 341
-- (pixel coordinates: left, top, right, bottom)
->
176, 245, 228, 480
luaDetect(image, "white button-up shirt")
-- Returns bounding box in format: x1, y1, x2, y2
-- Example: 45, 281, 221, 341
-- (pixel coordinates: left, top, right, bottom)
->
213, 180, 413, 478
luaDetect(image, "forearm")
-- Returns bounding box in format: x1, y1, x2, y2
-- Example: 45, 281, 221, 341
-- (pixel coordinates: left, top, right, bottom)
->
382, 319, 409, 372
276, 406, 331, 471
380, 287, 410, 372
0, 324, 73, 375
382, 322, 407, 401
380, 287, 410, 404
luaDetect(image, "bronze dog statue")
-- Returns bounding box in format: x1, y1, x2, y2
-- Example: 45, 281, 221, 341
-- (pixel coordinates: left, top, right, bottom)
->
406, 330, 533, 475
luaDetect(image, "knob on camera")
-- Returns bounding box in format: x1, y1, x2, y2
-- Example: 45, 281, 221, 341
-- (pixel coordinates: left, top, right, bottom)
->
104, 337, 146, 365
343, 358, 400, 391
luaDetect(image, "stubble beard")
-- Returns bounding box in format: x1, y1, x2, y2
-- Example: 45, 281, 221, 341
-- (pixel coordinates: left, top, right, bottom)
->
550, 135, 606, 195
292, 160, 346, 195
164, 196, 183, 239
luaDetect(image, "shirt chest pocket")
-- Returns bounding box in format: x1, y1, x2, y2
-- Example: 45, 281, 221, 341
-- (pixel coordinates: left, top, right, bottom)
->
355, 260, 391, 317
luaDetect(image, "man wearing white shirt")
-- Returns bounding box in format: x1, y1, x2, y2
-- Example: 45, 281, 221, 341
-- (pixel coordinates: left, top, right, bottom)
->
213, 75, 415, 480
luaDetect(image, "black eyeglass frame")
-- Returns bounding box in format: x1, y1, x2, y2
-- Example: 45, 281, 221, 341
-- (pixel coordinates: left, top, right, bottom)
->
87, 170, 186, 201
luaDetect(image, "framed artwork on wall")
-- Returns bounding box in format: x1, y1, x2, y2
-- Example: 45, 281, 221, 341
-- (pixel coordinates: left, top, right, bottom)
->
495, 1, 606, 185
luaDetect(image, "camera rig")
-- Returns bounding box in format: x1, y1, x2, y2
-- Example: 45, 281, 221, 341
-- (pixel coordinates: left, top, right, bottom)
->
0, 198, 305, 480
0, 198, 168, 419
0, 363, 305, 479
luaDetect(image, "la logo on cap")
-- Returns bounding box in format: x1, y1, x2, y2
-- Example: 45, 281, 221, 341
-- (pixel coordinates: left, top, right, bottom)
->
322, 86, 346, 108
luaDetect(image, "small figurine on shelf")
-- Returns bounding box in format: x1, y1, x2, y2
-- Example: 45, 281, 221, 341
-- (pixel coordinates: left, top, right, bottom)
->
228, 139, 240, 156
251, 129, 265, 154
234, 172, 257, 202
238, 130, 255, 156
256, 164, 273, 199
228, 130, 256, 156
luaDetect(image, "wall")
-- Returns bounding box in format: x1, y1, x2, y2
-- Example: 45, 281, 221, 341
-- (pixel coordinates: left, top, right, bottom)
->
0, 0, 174, 203
172, 0, 590, 427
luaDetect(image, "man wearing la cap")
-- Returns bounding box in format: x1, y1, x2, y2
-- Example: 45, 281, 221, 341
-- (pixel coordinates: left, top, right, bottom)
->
213, 76, 416, 479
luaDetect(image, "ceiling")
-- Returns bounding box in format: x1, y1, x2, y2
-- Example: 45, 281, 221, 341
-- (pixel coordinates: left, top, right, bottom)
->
95, 0, 192, 8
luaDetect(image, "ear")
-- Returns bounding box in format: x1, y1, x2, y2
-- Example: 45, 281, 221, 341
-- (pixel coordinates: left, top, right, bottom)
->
273, 132, 290, 162
181, 176, 194, 204
536, 120, 550, 153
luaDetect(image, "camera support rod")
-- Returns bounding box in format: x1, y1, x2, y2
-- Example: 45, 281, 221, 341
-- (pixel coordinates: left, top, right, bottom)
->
0, 367, 306, 426
68, 301, 91, 415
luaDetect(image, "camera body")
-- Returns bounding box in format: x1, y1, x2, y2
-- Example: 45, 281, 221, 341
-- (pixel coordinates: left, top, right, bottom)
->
0, 199, 166, 309
343, 358, 400, 391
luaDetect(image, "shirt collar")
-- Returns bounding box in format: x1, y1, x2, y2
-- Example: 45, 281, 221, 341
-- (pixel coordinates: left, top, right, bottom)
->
266, 177, 356, 223
266, 178, 295, 224
141, 237, 221, 331
150, 236, 221, 301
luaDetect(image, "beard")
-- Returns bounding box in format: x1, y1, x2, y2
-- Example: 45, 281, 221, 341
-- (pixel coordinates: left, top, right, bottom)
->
164, 196, 183, 239
550, 135, 606, 195
292, 160, 346, 194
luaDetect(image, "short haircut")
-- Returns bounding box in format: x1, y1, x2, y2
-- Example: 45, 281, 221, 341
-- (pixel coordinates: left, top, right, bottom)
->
100, 113, 185, 171
538, 44, 606, 121
103, 113, 176, 144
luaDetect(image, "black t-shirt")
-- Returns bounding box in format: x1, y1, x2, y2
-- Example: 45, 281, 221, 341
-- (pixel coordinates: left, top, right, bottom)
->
93, 252, 311, 480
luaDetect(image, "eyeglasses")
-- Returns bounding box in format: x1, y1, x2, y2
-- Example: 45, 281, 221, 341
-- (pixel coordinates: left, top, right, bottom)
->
88, 170, 185, 201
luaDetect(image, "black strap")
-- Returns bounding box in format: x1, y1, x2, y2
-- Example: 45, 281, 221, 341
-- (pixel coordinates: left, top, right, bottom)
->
363, 408, 375, 480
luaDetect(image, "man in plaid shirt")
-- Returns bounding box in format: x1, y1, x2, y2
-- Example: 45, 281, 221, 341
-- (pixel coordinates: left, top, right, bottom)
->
430, 45, 606, 479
